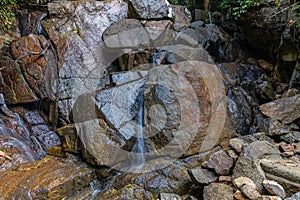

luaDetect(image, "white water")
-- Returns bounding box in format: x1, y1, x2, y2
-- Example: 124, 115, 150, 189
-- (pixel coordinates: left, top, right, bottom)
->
130, 87, 146, 170
208, 11, 212, 24
13, 113, 46, 158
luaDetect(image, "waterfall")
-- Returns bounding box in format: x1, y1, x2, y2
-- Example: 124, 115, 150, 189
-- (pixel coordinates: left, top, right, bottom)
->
130, 86, 146, 170
13, 113, 47, 158
0, 121, 38, 162
208, 11, 212, 24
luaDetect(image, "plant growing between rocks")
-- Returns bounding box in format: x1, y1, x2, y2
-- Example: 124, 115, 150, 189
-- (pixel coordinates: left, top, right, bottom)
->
0, 0, 18, 29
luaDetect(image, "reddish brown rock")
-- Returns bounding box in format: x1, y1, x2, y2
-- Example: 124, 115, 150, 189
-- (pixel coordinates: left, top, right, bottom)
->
279, 142, 295, 153
259, 94, 300, 124
219, 175, 232, 183
0, 35, 58, 104
207, 150, 234, 175
0, 156, 95, 199
234, 190, 250, 200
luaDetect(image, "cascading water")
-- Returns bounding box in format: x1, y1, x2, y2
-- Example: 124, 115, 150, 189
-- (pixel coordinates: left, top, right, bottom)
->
0, 93, 46, 161
130, 86, 146, 170
13, 113, 47, 158
208, 11, 212, 24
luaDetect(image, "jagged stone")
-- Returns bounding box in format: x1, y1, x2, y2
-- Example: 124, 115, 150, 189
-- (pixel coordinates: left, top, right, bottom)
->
259, 94, 300, 124
160, 193, 182, 200
203, 183, 234, 200
1, 35, 58, 104
260, 158, 300, 191
103, 19, 150, 48
189, 168, 218, 185
128, 0, 172, 19
207, 150, 233, 175
171, 5, 191, 31
0, 156, 95, 199
233, 177, 261, 200
263, 179, 286, 199
229, 138, 245, 153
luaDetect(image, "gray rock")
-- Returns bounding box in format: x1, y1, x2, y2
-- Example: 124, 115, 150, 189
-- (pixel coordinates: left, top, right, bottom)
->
261, 158, 300, 189
263, 179, 286, 199
74, 0, 128, 50
189, 168, 218, 185
160, 193, 182, 200
43, 0, 128, 125
242, 141, 280, 160
258, 196, 282, 200
103, 19, 150, 48
229, 138, 245, 153
129, 0, 173, 19
75, 61, 227, 170
203, 183, 234, 200
48, 1, 77, 19
157, 44, 214, 64
171, 5, 191, 31
190, 21, 205, 29
143, 20, 174, 46
259, 94, 300, 124
175, 28, 199, 48
207, 150, 234, 175
268, 120, 290, 136
285, 192, 300, 200
233, 141, 280, 193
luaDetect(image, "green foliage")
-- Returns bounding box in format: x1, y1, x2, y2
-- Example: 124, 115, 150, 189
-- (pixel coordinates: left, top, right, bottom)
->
219, 0, 264, 16
291, 4, 300, 28
0, 0, 18, 29
168, 0, 193, 8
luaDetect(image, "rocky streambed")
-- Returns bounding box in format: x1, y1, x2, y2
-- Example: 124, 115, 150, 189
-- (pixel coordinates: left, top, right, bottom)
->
0, 0, 299, 199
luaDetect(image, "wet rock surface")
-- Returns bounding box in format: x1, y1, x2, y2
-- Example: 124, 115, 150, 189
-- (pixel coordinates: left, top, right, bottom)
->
0, 156, 95, 199
0, 35, 58, 104
0, 0, 299, 199
129, 0, 172, 19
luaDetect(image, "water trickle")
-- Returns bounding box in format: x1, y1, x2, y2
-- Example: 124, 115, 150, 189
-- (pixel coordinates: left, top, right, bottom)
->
13, 113, 47, 158
151, 52, 158, 67
130, 86, 146, 170
218, 40, 225, 63
0, 121, 38, 162
208, 11, 212, 24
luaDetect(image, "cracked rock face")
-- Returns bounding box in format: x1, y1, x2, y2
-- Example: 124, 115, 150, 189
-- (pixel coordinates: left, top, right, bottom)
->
43, 0, 128, 126
1, 35, 58, 104
73, 61, 227, 171
129, 0, 173, 19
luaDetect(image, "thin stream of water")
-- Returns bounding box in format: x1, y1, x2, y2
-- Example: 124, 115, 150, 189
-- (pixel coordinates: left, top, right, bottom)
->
208, 11, 212, 24
130, 86, 146, 170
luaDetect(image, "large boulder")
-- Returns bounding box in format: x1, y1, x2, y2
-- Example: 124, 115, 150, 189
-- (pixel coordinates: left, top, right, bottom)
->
128, 0, 173, 19
0, 156, 95, 199
0, 35, 58, 105
259, 94, 300, 124
73, 61, 227, 171
222, 1, 299, 82
102, 19, 150, 48
233, 141, 281, 193
43, 0, 128, 126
